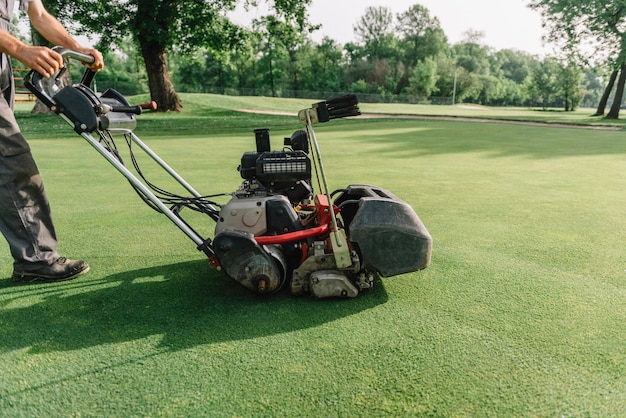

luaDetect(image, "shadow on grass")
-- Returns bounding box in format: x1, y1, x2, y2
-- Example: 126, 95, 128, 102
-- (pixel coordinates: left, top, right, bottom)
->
0, 260, 388, 354
331, 118, 626, 159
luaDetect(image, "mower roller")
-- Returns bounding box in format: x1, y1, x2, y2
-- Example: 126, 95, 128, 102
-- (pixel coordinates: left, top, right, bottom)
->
25, 47, 432, 299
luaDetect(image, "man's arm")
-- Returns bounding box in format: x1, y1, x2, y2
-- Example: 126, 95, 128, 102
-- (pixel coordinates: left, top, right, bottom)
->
27, 0, 103, 72
0, 0, 103, 77
27, 1, 81, 50
0, 26, 64, 78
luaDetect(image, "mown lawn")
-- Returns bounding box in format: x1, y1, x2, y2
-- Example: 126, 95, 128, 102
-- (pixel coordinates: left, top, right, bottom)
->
1, 96, 625, 416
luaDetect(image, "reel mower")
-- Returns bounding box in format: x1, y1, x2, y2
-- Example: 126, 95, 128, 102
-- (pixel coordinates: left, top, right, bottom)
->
25, 47, 432, 299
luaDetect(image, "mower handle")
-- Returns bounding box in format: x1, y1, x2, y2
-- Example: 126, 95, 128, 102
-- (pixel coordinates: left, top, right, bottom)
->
52, 46, 96, 65
23, 46, 97, 108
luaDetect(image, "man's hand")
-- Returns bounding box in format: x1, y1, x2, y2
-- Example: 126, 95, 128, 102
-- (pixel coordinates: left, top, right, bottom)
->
21, 0, 105, 75
75, 47, 104, 72
14, 45, 104, 77
15, 45, 63, 78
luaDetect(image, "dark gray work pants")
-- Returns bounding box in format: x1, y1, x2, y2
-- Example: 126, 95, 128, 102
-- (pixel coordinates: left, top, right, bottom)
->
0, 52, 59, 269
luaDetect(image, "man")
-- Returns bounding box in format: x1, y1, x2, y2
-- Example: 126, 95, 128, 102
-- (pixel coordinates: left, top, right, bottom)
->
0, 0, 103, 283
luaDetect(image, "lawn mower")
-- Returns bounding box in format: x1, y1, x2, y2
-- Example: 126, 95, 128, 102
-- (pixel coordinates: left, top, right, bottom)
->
24, 47, 432, 298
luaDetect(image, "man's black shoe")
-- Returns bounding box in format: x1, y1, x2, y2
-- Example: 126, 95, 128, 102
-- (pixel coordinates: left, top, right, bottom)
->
12, 257, 90, 283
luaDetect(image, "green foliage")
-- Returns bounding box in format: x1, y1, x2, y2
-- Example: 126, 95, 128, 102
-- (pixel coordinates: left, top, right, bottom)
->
454, 40, 492, 75
353, 6, 398, 60
529, 57, 561, 108
31, 1, 605, 109
524, 57, 585, 111
53, 0, 243, 53
349, 79, 382, 95
92, 48, 148, 95
529, 0, 626, 116
394, 4, 448, 94
561, 61, 585, 110
492, 49, 535, 84
406, 57, 439, 98
300, 37, 345, 92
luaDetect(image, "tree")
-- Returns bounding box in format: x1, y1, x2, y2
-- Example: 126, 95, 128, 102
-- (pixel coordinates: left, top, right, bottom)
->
395, 4, 448, 93
91, 49, 148, 95
529, 0, 626, 117
49, 0, 310, 111
230, 32, 262, 91
451, 68, 483, 103
454, 32, 491, 75
353, 6, 396, 59
253, 16, 286, 97
492, 49, 535, 85
560, 60, 584, 111
594, 69, 618, 115
488, 49, 536, 105
299, 37, 345, 93
607, 63, 626, 118
254, 10, 318, 96
405, 57, 439, 99
171, 52, 210, 93
352, 6, 401, 95
528, 57, 561, 109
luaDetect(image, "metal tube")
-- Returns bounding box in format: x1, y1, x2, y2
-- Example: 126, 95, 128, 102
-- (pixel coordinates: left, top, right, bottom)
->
78, 129, 206, 246
304, 110, 340, 237
303, 111, 352, 268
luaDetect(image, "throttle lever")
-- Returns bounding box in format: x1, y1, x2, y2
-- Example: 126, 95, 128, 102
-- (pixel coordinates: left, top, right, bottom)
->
138, 101, 158, 111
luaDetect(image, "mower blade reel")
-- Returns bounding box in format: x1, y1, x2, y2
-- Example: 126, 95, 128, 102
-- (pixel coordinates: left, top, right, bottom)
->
291, 252, 359, 298
336, 185, 432, 277
213, 230, 286, 294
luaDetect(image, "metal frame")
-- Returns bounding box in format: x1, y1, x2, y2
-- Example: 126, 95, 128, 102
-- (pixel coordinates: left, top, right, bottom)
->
72, 122, 211, 248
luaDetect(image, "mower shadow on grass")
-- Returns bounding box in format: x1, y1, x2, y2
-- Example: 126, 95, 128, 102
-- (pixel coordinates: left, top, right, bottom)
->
0, 260, 388, 354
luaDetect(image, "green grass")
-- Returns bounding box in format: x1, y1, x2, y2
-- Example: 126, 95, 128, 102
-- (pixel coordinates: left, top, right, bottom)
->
2, 96, 626, 416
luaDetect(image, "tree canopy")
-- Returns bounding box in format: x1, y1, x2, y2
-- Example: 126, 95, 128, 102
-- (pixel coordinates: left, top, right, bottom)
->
45, 0, 310, 111
529, 0, 626, 117
18, 1, 609, 113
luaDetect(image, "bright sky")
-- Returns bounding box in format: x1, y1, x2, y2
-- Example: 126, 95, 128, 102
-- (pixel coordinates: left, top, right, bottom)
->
232, 0, 551, 55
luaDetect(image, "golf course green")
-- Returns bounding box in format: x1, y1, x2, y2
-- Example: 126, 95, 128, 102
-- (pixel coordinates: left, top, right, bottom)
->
1, 94, 625, 416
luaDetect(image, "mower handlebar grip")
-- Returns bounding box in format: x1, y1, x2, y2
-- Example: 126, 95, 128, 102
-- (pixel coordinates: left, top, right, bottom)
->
24, 47, 98, 108
106, 101, 157, 115
110, 105, 143, 115
51, 46, 95, 64
139, 101, 158, 111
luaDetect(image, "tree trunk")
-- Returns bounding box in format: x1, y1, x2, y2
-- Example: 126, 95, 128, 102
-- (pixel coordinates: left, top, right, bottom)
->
595, 68, 618, 116
395, 70, 410, 95
138, 37, 182, 112
268, 45, 276, 97
289, 50, 299, 97
606, 63, 626, 119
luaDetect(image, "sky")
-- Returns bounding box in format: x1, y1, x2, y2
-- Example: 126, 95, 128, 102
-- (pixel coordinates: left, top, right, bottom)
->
231, 0, 551, 56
